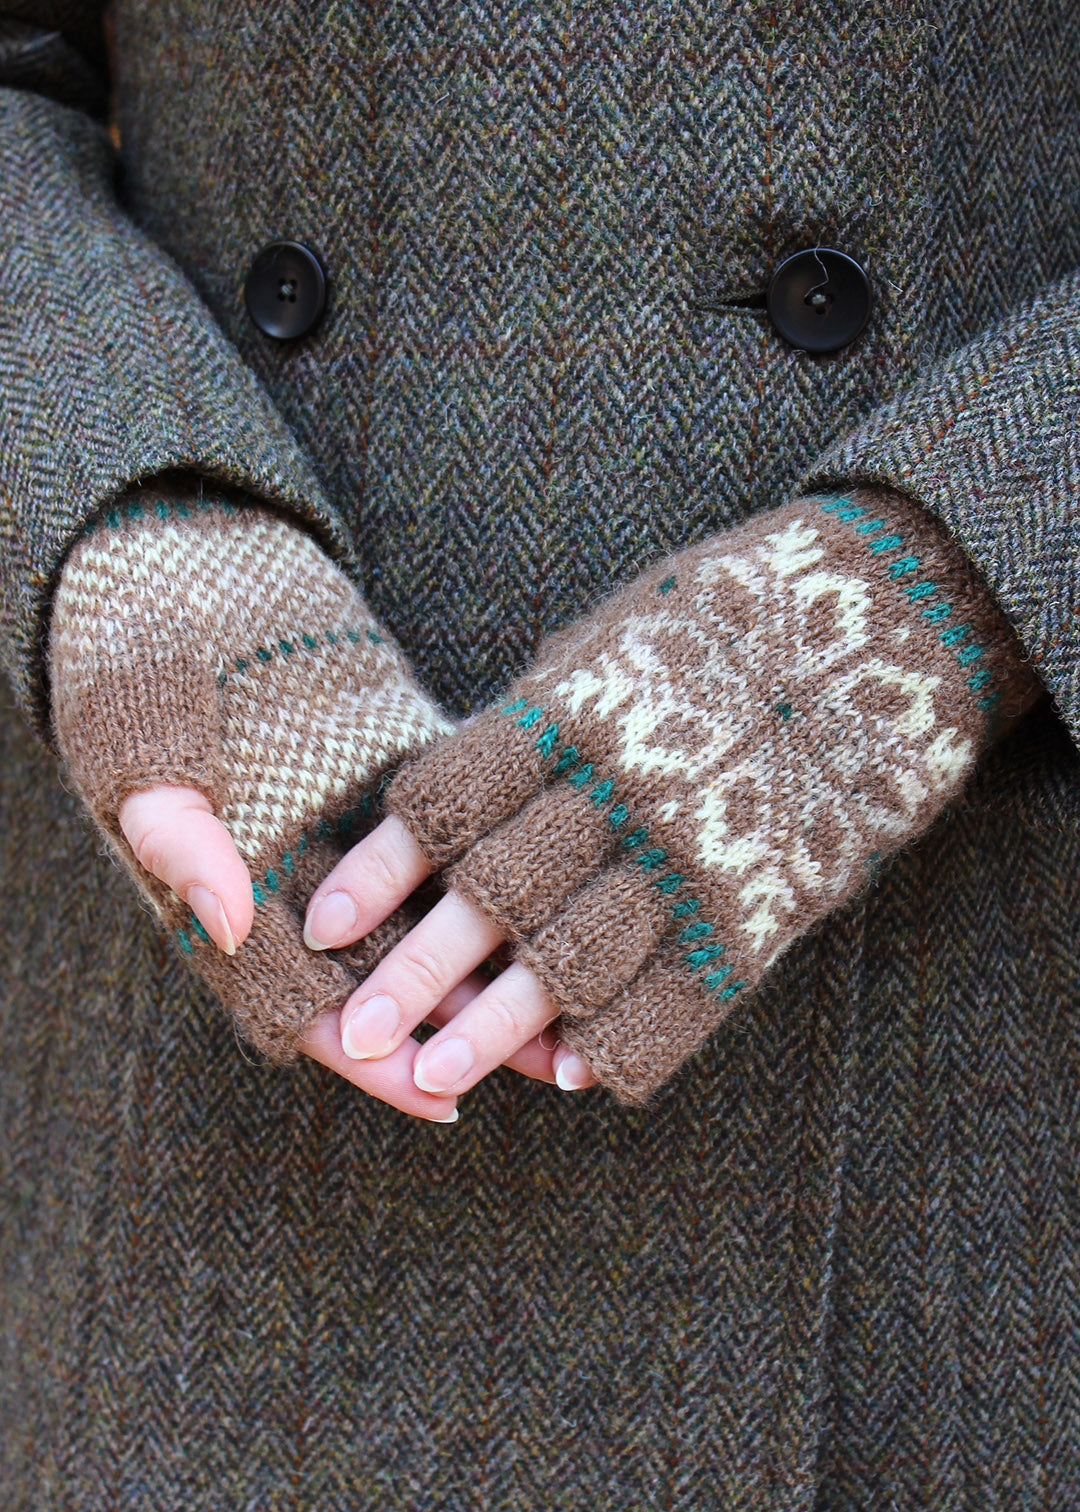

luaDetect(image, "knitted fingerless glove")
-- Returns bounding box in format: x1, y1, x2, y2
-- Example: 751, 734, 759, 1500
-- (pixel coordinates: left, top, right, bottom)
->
48, 478, 455, 1063
386, 487, 1044, 1106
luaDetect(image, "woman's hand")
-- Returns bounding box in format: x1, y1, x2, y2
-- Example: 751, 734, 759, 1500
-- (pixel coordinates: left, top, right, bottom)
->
118, 785, 595, 1121
302, 814, 599, 1098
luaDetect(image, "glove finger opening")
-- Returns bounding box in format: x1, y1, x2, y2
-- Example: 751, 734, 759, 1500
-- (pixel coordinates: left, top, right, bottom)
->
445, 781, 620, 941
385, 711, 548, 868
516, 861, 673, 1016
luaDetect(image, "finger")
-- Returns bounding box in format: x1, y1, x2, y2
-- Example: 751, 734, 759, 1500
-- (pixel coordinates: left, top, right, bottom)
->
298, 1007, 460, 1123
411, 961, 560, 1096
424, 972, 569, 1085
303, 814, 432, 949
337, 890, 503, 1059
119, 783, 255, 951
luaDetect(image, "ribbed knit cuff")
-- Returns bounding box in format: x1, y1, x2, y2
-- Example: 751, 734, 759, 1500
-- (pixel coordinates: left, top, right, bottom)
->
387, 487, 1044, 1105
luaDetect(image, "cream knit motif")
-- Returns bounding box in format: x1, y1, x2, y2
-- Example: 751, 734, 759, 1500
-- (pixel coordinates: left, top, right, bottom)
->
48, 478, 455, 1063
387, 488, 1045, 1106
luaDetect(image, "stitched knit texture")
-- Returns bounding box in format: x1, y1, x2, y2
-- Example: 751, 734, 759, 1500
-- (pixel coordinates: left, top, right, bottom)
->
48, 476, 455, 1061
3, 2, 1080, 1506
388, 487, 1043, 1105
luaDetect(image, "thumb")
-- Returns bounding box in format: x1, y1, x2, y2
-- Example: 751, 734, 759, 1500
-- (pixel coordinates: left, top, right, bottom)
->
118, 784, 255, 953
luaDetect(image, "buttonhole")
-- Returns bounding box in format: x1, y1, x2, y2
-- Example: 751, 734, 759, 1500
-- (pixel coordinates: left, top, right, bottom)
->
692, 288, 768, 312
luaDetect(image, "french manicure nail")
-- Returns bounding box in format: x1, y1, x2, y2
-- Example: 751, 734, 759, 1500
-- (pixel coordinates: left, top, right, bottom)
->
555, 1051, 593, 1091
341, 993, 402, 1059
187, 884, 236, 955
413, 1036, 475, 1093
304, 889, 357, 950
432, 1110, 460, 1124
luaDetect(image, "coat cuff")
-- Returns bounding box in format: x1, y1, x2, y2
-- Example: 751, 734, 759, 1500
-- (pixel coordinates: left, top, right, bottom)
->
798, 267, 1080, 748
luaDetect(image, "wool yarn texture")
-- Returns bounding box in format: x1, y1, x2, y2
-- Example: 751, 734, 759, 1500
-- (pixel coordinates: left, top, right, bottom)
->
48, 478, 455, 1063
387, 487, 1044, 1106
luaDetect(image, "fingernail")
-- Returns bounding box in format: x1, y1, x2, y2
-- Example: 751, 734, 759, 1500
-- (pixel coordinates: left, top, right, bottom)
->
304, 890, 357, 950
413, 1036, 475, 1093
187, 884, 236, 956
555, 1051, 593, 1091
431, 1110, 460, 1124
341, 993, 402, 1059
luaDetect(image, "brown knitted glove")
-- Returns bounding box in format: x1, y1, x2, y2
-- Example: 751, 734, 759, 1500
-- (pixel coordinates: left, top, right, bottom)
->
48, 477, 455, 1064
385, 487, 1044, 1106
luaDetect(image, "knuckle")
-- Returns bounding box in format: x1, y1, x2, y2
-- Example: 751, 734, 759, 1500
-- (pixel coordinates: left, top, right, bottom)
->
480, 990, 525, 1040
128, 821, 171, 880
395, 939, 450, 1001
361, 834, 411, 899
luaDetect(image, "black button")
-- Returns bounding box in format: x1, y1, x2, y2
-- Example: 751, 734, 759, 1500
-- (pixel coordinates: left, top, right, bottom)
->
766, 248, 871, 353
244, 240, 327, 340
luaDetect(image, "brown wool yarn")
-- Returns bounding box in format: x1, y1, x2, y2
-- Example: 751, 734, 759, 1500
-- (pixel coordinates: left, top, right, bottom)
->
387, 487, 1045, 1107
48, 478, 455, 1063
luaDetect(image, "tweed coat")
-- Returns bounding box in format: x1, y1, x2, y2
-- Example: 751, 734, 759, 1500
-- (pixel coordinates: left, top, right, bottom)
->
1, 0, 1079, 1507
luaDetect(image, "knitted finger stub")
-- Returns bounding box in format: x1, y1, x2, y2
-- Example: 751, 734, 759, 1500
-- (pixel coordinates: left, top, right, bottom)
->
387, 487, 1045, 1106
49, 478, 455, 1062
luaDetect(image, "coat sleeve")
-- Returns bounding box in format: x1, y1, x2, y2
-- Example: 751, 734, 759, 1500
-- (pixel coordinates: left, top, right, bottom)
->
798, 267, 1080, 750
0, 4, 358, 743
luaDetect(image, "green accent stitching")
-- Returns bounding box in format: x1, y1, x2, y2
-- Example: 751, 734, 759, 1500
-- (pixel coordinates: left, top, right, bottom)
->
680, 921, 713, 942
703, 964, 733, 989
177, 929, 193, 954
685, 944, 725, 969
190, 917, 210, 944
251, 881, 267, 905
255, 646, 273, 663
303, 634, 319, 649
814, 495, 1004, 720
853, 519, 887, 535
367, 630, 384, 644
280, 639, 295, 656
491, 700, 747, 1003
658, 575, 676, 594
516, 705, 544, 730
939, 623, 970, 646
774, 701, 793, 721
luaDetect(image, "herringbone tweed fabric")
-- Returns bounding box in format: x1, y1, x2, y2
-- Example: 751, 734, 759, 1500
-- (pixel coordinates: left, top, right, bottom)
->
2, 1, 1079, 1507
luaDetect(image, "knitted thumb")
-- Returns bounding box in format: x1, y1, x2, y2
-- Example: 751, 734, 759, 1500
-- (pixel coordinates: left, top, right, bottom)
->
49, 479, 455, 1063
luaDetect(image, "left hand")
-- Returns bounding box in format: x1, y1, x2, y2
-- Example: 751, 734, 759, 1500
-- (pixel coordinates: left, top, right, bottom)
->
303, 814, 599, 1103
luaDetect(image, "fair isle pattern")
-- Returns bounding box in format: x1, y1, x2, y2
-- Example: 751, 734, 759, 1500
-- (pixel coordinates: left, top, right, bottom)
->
388, 487, 1042, 1104
48, 483, 455, 1061
816, 494, 1006, 719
